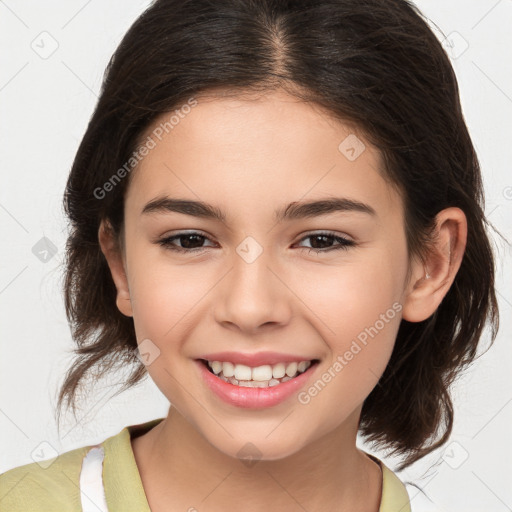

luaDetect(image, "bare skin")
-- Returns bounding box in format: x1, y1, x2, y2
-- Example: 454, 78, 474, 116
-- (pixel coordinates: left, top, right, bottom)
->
99, 89, 467, 511
131, 405, 382, 511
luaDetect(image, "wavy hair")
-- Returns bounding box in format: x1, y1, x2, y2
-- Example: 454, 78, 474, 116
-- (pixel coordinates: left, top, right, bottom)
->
56, 0, 499, 471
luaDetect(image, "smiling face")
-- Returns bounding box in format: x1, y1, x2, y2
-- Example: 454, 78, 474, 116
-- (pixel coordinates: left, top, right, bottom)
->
102, 89, 415, 460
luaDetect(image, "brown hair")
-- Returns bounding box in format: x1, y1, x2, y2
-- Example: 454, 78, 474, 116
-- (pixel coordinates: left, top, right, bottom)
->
56, 0, 499, 471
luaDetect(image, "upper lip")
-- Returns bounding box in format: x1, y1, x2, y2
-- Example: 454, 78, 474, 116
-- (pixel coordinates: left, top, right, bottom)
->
197, 351, 318, 367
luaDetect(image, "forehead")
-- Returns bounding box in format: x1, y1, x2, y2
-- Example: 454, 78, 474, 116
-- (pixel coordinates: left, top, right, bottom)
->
127, 90, 402, 222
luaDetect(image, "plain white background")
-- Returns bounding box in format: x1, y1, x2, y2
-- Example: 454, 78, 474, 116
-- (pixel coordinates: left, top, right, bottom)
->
0, 1, 511, 510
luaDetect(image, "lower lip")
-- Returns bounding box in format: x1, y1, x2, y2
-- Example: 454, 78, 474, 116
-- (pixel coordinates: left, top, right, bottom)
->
195, 359, 319, 409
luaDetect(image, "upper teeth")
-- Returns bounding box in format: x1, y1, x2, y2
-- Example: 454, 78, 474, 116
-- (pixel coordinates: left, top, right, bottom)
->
207, 360, 312, 381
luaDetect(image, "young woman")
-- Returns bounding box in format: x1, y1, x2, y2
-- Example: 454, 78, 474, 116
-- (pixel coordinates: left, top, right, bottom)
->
0, 0, 498, 511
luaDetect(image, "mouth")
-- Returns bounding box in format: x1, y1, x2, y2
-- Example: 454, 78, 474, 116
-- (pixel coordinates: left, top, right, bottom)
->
197, 358, 321, 388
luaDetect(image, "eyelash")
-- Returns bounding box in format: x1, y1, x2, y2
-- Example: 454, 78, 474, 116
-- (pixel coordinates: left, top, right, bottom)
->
157, 231, 356, 254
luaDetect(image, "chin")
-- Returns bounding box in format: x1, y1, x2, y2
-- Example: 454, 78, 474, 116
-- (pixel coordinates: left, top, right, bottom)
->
206, 430, 308, 464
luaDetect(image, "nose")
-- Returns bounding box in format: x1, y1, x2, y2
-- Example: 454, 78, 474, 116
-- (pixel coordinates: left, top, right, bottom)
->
213, 244, 293, 334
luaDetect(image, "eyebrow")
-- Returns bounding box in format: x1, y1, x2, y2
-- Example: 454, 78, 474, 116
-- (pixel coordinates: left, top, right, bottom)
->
141, 196, 376, 222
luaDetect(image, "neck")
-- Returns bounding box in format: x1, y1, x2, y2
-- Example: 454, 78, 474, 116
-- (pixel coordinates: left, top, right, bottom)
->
132, 406, 382, 512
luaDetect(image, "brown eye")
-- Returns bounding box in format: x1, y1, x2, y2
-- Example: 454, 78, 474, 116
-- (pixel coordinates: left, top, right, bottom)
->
296, 232, 355, 253
158, 231, 215, 253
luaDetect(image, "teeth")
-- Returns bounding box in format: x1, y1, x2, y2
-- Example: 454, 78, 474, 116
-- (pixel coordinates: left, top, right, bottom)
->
222, 361, 235, 378
285, 362, 298, 377
297, 361, 307, 372
237, 380, 269, 388
252, 365, 273, 381
211, 361, 223, 375
206, 359, 313, 384
234, 364, 252, 381
272, 363, 286, 379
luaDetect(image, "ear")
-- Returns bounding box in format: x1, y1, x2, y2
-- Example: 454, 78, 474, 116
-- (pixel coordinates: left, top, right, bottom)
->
98, 219, 133, 317
402, 207, 467, 322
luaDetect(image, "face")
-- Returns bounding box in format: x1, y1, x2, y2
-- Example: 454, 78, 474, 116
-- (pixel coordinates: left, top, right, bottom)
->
106, 89, 413, 460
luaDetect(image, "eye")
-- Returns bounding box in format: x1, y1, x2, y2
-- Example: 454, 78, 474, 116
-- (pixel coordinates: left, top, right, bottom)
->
295, 231, 356, 253
157, 230, 356, 254
157, 231, 216, 253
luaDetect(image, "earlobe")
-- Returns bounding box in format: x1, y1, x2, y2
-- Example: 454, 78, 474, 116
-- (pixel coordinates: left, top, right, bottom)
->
402, 207, 467, 323
98, 220, 133, 317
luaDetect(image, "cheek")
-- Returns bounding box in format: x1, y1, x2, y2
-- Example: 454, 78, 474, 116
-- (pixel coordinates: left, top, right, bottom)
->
293, 262, 404, 428
125, 252, 213, 399
293, 248, 406, 387
296, 249, 405, 335
126, 246, 212, 340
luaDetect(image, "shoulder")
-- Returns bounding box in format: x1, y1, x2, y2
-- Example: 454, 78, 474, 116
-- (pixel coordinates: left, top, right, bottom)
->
372, 454, 441, 512
0, 444, 90, 512
363, 451, 412, 512
0, 419, 163, 512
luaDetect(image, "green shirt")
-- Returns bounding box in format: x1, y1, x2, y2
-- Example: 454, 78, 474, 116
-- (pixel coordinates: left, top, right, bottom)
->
0, 418, 412, 511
